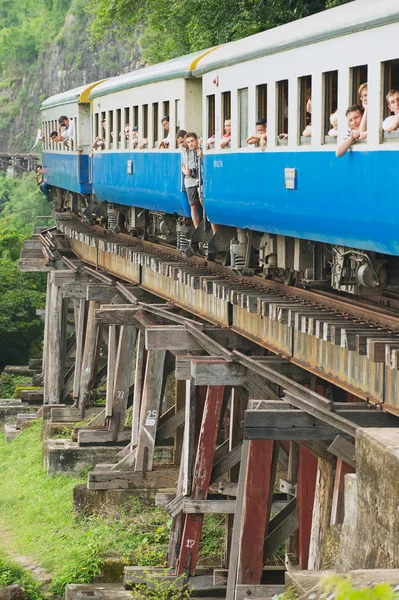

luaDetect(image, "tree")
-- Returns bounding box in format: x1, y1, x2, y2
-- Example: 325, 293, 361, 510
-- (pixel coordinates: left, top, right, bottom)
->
88, 0, 351, 64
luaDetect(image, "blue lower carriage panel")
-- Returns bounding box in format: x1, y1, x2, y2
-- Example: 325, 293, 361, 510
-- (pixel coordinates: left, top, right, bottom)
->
203, 149, 399, 257
92, 151, 191, 218
42, 152, 91, 195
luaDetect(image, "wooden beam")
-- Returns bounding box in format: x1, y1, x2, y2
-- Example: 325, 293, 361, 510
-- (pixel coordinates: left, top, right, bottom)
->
108, 325, 137, 439
177, 385, 225, 576
78, 300, 99, 414
264, 501, 298, 559
327, 435, 356, 469
145, 326, 256, 351
72, 299, 86, 402
131, 330, 145, 448
244, 409, 341, 440
331, 458, 354, 525
237, 440, 275, 585
210, 442, 243, 484
155, 407, 185, 444
87, 467, 179, 490
297, 446, 318, 570
191, 359, 247, 386
135, 350, 166, 472
95, 306, 141, 326
183, 500, 236, 514
105, 325, 117, 418
308, 457, 336, 570
367, 338, 399, 362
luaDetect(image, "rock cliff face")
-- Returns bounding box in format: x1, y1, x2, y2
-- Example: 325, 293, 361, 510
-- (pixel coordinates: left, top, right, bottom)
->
0, 11, 144, 152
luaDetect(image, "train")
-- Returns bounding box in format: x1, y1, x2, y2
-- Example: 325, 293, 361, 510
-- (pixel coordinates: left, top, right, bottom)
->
40, 0, 399, 295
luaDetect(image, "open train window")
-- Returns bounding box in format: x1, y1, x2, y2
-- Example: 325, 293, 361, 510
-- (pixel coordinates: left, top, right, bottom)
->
238, 88, 248, 147
106, 111, 113, 150
207, 95, 215, 140
256, 84, 267, 121
94, 113, 99, 142
175, 99, 180, 135
152, 102, 159, 147
123, 107, 129, 149
299, 75, 312, 145
276, 79, 288, 145
116, 109, 121, 149
162, 101, 170, 139
351, 65, 368, 105
142, 104, 148, 144
222, 91, 231, 124
382, 59, 399, 141
323, 70, 338, 144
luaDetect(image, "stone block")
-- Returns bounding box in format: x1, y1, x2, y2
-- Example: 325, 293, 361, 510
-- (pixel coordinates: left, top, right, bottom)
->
73, 484, 155, 515
43, 439, 120, 475
4, 424, 19, 443
0, 401, 35, 426
65, 584, 132, 600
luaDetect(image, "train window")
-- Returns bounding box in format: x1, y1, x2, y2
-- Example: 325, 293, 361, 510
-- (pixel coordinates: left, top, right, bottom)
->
116, 109, 121, 149
323, 70, 338, 144
222, 91, 231, 124
123, 107, 129, 149
133, 105, 139, 128
207, 95, 215, 139
256, 84, 267, 121
107, 111, 114, 150
351, 65, 368, 105
142, 104, 148, 142
162, 101, 170, 139
238, 88, 248, 147
94, 113, 99, 142
175, 99, 181, 135
382, 59, 399, 140
276, 80, 288, 145
152, 102, 159, 147
299, 75, 312, 144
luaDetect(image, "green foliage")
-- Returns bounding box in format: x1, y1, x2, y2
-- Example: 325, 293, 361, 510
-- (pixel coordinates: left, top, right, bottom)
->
0, 549, 45, 600
0, 373, 33, 398
320, 575, 399, 600
0, 421, 176, 595
130, 571, 191, 600
88, 0, 352, 63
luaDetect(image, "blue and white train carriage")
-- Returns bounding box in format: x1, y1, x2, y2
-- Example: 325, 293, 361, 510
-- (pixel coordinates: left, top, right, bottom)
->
197, 0, 399, 292
88, 50, 213, 238
40, 0, 399, 294
40, 82, 103, 200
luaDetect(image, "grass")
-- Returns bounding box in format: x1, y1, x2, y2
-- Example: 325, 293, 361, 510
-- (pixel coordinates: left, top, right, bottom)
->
0, 420, 225, 597
0, 549, 44, 600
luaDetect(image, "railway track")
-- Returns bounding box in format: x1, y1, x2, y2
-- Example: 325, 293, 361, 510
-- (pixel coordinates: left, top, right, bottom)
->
64, 216, 399, 332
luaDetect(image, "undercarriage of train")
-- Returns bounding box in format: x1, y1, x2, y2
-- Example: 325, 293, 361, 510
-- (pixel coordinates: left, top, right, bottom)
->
58, 190, 397, 296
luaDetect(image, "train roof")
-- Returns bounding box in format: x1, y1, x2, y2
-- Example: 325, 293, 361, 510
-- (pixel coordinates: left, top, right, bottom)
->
193, 0, 399, 75
89, 48, 215, 99
40, 81, 105, 110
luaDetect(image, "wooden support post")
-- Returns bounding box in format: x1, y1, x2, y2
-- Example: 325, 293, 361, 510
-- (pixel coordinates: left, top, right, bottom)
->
236, 440, 276, 585
73, 299, 86, 402
108, 325, 137, 440
78, 300, 99, 415
225, 387, 248, 566
131, 330, 146, 448
177, 385, 225, 576
286, 441, 300, 565
135, 349, 166, 472
308, 457, 336, 570
105, 325, 117, 418
330, 458, 354, 525
43, 273, 51, 403
297, 446, 318, 570
46, 277, 66, 404
174, 379, 186, 465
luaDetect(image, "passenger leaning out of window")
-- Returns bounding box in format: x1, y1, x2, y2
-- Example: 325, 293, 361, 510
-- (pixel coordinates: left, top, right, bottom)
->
158, 116, 170, 149
176, 129, 188, 150
383, 89, 399, 133
207, 118, 231, 149
336, 105, 365, 157
57, 115, 74, 145
358, 83, 368, 136
132, 126, 139, 147
328, 111, 338, 138
247, 119, 267, 146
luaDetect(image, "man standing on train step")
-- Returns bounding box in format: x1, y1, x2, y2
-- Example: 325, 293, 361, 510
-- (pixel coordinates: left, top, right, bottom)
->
181, 132, 201, 228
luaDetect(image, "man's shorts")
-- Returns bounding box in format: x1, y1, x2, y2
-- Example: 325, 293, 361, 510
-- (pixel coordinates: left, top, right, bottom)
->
186, 185, 199, 206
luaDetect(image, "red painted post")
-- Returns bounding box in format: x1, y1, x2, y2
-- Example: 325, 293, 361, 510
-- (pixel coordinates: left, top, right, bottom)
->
177, 385, 225, 576
237, 440, 275, 585
297, 446, 318, 569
